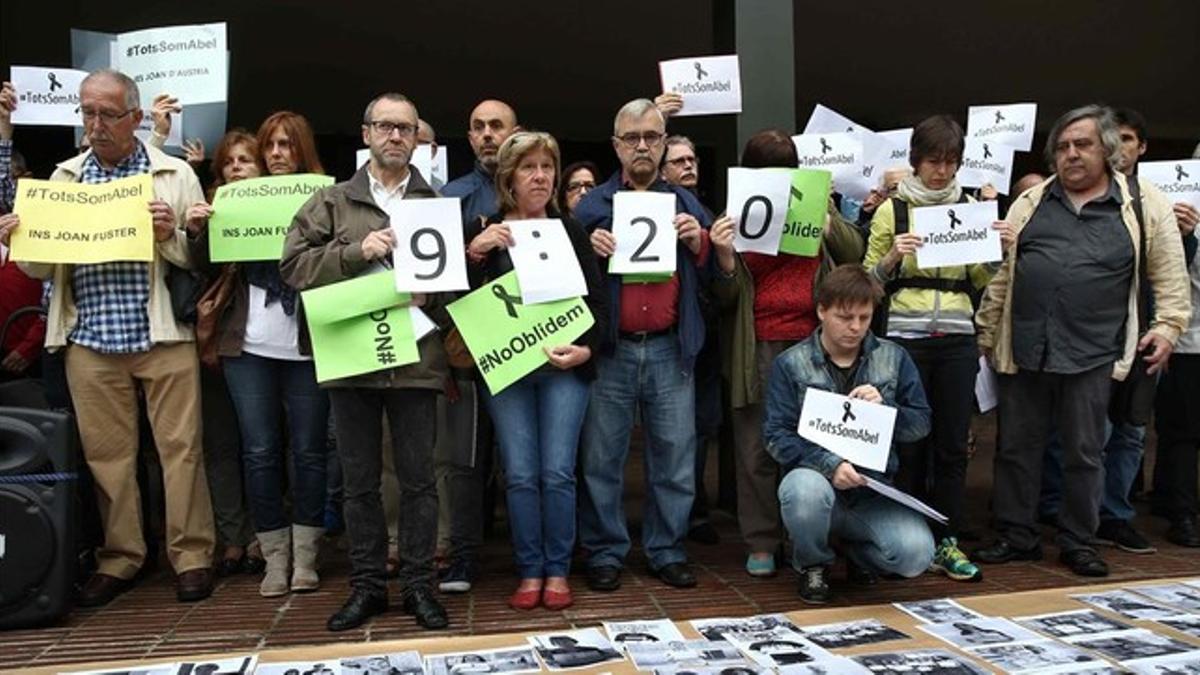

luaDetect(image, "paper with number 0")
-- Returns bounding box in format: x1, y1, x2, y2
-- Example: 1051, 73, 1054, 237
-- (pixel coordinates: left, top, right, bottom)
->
608, 191, 677, 274
385, 197, 468, 292
797, 388, 896, 472
507, 219, 588, 304
726, 167, 792, 255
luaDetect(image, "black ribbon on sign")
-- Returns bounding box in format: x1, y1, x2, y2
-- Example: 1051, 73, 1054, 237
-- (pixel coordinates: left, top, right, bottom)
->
820, 137, 832, 155
994, 110, 1005, 124
1178, 164, 1190, 181
983, 143, 993, 160
47, 72, 63, 91
492, 284, 523, 318
947, 209, 962, 229
842, 401, 857, 424
694, 61, 708, 80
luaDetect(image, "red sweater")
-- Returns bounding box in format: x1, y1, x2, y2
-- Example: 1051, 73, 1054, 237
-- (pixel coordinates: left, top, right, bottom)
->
742, 252, 820, 341
0, 260, 46, 361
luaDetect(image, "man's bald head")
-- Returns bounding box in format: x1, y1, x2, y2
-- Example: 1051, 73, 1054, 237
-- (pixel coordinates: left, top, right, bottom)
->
1013, 172, 1047, 196
467, 99, 520, 172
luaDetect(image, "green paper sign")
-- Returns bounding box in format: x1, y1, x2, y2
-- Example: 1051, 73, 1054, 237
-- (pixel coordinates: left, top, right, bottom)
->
447, 271, 594, 395
301, 272, 418, 383
209, 173, 334, 262
778, 169, 832, 257
622, 271, 675, 284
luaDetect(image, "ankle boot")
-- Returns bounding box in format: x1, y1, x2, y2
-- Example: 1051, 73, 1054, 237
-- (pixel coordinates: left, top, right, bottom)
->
291, 524, 324, 592
257, 527, 291, 598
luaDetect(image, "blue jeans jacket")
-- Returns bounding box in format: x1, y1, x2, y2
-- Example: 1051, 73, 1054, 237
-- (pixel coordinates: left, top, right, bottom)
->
763, 329, 931, 481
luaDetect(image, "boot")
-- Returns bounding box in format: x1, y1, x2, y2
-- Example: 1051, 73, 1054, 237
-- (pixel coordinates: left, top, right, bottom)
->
291, 524, 325, 592
257, 527, 291, 598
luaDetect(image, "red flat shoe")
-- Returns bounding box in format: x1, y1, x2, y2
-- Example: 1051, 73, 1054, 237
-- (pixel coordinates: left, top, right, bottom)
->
509, 588, 541, 610
542, 587, 573, 610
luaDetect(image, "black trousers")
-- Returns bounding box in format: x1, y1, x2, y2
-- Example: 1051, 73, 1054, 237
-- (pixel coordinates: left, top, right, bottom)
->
329, 386, 437, 597
1153, 354, 1200, 519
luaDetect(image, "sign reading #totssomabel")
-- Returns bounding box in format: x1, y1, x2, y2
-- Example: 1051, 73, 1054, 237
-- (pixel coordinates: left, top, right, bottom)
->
791, 132, 864, 200
966, 102, 1037, 152
9, 66, 88, 127
912, 200, 1001, 269
209, 174, 333, 262
11, 175, 154, 263
658, 55, 742, 116
957, 138, 1016, 195
1139, 160, 1200, 211
115, 22, 228, 107
798, 388, 896, 473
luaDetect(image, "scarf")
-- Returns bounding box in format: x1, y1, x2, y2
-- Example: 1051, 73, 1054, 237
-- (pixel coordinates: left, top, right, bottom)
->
896, 174, 962, 207
243, 261, 297, 316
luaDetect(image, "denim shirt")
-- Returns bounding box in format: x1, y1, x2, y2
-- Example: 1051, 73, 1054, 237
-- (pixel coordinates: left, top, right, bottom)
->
441, 161, 498, 225
763, 329, 931, 482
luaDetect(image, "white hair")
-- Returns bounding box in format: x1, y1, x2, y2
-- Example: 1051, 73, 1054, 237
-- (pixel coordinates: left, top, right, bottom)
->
613, 98, 664, 136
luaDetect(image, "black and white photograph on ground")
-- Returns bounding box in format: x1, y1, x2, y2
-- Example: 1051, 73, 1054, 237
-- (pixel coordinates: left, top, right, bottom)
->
342, 652, 425, 675
1125, 652, 1200, 674
1157, 615, 1200, 640
918, 617, 1043, 649
252, 663, 338, 675
777, 658, 873, 675
651, 666, 773, 675
526, 628, 624, 670
797, 619, 910, 649
721, 628, 833, 668
1065, 629, 1199, 664
176, 659, 259, 675
424, 647, 541, 675
691, 614, 803, 642
966, 639, 1107, 673
625, 639, 746, 670
1131, 584, 1200, 613
1017, 609, 1135, 639
851, 649, 990, 675
1072, 591, 1186, 620
603, 619, 687, 645
65, 667, 180, 675
893, 598, 985, 624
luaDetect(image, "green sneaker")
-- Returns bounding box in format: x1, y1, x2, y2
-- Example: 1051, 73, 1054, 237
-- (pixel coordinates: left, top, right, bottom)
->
931, 537, 983, 582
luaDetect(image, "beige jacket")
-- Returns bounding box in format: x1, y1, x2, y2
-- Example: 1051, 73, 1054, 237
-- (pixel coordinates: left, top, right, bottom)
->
976, 173, 1191, 380
19, 143, 204, 350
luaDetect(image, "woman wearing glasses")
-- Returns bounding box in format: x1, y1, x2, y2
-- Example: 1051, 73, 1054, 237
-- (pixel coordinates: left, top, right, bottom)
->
558, 161, 600, 216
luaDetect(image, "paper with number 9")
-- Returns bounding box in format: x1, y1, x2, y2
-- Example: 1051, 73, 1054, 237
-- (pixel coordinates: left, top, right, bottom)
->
608, 191, 677, 274
385, 197, 468, 292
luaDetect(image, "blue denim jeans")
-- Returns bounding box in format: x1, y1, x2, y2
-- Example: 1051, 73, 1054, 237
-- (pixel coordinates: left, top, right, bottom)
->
1040, 420, 1144, 523
485, 369, 590, 578
223, 353, 330, 532
778, 468, 934, 576
579, 335, 696, 570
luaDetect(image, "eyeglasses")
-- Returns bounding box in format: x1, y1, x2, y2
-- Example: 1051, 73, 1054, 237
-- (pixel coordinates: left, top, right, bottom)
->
566, 180, 595, 193
615, 131, 664, 148
80, 107, 135, 124
367, 121, 418, 137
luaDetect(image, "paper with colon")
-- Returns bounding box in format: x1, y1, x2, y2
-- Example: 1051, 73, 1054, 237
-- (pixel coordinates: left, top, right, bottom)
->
385, 197, 469, 293
115, 22, 228, 106
957, 138, 1016, 194
778, 169, 832, 257
726, 168, 793, 255
208, 174, 333, 262
9, 66, 88, 127
608, 191, 677, 274
911, 200, 1001, 269
301, 272, 419, 383
658, 54, 742, 116
507, 219, 588, 304
10, 174, 154, 263
1139, 160, 1200, 211
797, 388, 896, 472
446, 271, 593, 395
966, 102, 1038, 152
791, 132, 868, 201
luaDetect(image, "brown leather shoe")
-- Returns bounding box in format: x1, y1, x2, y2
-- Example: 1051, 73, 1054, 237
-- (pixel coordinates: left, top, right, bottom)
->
176, 568, 214, 602
77, 573, 134, 607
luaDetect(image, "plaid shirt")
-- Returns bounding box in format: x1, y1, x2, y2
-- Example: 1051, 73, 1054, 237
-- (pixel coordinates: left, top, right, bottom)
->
0, 140, 14, 214
69, 142, 153, 353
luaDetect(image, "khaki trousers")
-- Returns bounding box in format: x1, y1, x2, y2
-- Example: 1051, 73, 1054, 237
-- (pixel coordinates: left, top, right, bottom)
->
66, 342, 215, 578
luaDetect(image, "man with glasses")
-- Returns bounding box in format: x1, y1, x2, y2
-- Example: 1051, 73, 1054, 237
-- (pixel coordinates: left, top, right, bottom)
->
281, 92, 450, 632
5, 68, 215, 606
574, 98, 713, 591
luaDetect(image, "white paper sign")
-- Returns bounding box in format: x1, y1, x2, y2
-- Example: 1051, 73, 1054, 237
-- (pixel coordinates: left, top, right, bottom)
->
385, 197, 469, 292
609, 191, 677, 274
411, 306, 437, 340
967, 102, 1037, 152
10, 66, 87, 127
658, 55, 742, 116
858, 130, 903, 195
358, 145, 446, 184
508, 219, 588, 304
791, 132, 866, 199
864, 477, 948, 524
356, 147, 370, 168
429, 144, 448, 184
134, 107, 184, 147
878, 128, 913, 166
912, 200, 1001, 269
1139, 160, 1200, 211
957, 138, 1016, 194
410, 143, 434, 183
797, 388, 897, 472
115, 22, 228, 106
975, 355, 998, 413
803, 103, 868, 135
726, 167, 792, 255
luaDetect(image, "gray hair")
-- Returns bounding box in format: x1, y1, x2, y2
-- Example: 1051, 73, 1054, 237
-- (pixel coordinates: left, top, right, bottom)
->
82, 68, 141, 110
1043, 104, 1122, 171
363, 92, 416, 124
664, 135, 696, 154
613, 98, 664, 136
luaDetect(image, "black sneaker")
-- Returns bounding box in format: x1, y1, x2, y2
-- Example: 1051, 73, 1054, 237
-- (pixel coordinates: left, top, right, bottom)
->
1095, 519, 1157, 554
798, 566, 831, 605
437, 558, 477, 593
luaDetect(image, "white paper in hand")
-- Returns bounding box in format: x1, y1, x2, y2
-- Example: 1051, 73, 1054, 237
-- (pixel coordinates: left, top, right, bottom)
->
356, 148, 370, 168
386, 197, 468, 292
912, 200, 1001, 269
803, 103, 869, 135
864, 477, 948, 524
115, 22, 229, 106
658, 55, 742, 116
1139, 160, 1200, 211
410, 144, 434, 183
966, 102, 1038, 152
726, 167, 792, 255
609, 191, 677, 274
975, 355, 998, 413
957, 138, 1015, 194
410, 307, 437, 340
797, 388, 896, 472
791, 132, 865, 200
10, 66, 88, 127
508, 219, 587, 304
134, 108, 184, 147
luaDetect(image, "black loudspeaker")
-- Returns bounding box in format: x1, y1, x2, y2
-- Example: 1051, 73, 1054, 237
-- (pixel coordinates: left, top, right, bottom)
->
0, 407, 77, 629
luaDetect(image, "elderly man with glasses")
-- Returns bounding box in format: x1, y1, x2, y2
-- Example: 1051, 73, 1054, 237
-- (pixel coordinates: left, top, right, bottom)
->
573, 98, 713, 592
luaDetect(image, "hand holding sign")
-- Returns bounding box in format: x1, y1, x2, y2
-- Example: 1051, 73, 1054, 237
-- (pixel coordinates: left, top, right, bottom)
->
12, 174, 154, 263
608, 191, 677, 274
912, 200, 1001, 269
507, 219, 587, 304
209, 174, 334, 262
778, 169, 833, 257
726, 167, 792, 255
797, 388, 897, 472
385, 197, 468, 292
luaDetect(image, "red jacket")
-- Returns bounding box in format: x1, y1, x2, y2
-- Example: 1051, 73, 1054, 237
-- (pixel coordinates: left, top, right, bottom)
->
0, 259, 46, 362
